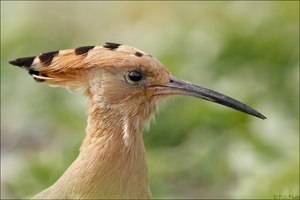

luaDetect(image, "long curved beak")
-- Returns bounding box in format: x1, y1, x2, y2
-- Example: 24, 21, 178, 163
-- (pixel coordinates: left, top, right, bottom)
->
152, 76, 266, 120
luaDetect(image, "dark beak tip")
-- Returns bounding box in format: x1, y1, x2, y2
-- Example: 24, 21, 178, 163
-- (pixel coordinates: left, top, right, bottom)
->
260, 114, 267, 120
247, 110, 267, 120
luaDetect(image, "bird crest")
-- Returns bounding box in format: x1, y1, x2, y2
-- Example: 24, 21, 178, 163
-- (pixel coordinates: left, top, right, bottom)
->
9, 42, 155, 89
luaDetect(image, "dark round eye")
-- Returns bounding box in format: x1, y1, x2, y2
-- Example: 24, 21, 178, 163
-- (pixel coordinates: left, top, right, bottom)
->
126, 70, 144, 83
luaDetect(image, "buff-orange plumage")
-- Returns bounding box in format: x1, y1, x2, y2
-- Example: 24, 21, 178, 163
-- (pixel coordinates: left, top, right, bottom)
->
9, 42, 266, 199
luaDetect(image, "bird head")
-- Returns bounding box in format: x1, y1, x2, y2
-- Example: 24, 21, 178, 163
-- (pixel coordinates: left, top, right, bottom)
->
9, 42, 266, 129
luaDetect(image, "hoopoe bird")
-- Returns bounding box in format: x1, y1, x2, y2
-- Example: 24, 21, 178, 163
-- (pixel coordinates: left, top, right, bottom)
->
9, 42, 266, 199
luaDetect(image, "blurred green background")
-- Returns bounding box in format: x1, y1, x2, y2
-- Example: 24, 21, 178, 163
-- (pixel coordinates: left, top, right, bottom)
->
1, 1, 299, 199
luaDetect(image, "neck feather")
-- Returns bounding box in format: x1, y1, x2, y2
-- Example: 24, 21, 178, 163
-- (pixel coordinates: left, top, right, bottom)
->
33, 98, 151, 199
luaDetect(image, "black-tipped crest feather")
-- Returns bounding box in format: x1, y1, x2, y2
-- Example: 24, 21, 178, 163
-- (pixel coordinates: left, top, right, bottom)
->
103, 42, 121, 50
75, 46, 95, 55
39, 51, 59, 66
9, 56, 35, 68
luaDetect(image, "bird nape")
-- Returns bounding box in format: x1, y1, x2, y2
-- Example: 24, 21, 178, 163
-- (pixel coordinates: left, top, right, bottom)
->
9, 42, 266, 199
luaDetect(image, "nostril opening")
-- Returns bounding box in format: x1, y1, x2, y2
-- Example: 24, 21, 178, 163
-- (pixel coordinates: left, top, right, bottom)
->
170, 79, 174, 83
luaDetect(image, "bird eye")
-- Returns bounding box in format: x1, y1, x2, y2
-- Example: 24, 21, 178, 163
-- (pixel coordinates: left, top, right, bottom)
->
126, 70, 144, 83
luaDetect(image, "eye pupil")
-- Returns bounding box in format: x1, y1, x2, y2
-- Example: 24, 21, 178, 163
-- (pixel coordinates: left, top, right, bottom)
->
127, 70, 143, 82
